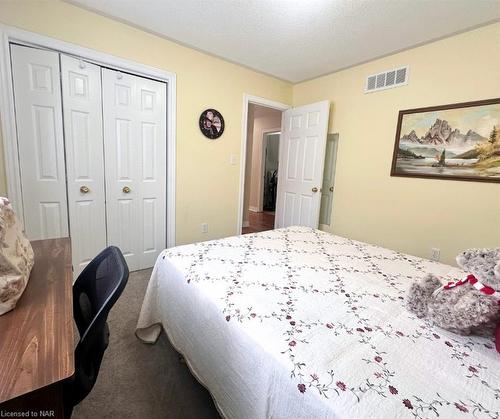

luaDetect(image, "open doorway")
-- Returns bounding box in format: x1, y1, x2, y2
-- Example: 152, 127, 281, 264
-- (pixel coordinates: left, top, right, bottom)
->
241, 102, 284, 234
238, 96, 333, 235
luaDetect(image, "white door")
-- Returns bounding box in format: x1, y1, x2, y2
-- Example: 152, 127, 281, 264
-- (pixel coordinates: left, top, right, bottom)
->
61, 55, 106, 276
102, 68, 167, 271
319, 133, 339, 227
275, 100, 330, 229
11, 45, 69, 240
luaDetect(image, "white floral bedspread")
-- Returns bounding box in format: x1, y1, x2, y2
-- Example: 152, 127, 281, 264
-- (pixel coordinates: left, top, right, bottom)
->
136, 227, 500, 419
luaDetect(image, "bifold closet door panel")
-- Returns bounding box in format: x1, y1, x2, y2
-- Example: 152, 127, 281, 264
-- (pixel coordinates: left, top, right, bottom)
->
61, 55, 106, 277
102, 69, 166, 271
10, 45, 69, 240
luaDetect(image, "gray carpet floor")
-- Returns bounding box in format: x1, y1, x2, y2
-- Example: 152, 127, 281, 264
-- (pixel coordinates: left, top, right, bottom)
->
73, 269, 221, 419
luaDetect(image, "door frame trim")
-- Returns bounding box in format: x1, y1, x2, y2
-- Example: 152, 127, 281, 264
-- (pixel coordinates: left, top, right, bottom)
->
238, 94, 289, 234
0, 24, 177, 247
319, 133, 339, 230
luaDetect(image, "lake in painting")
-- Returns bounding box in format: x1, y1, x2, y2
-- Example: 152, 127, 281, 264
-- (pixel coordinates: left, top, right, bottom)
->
392, 100, 500, 182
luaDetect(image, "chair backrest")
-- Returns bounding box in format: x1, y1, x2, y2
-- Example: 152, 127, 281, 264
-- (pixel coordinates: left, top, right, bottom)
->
68, 246, 129, 407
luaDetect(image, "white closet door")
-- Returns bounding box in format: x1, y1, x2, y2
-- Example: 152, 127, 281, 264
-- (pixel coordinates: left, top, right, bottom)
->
275, 100, 330, 229
102, 69, 166, 271
61, 55, 106, 277
11, 45, 68, 240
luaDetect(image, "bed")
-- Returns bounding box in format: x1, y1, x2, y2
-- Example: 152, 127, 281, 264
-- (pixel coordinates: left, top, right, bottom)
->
136, 227, 499, 419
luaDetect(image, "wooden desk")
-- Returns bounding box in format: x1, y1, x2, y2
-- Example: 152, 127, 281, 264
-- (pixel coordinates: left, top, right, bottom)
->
0, 238, 74, 417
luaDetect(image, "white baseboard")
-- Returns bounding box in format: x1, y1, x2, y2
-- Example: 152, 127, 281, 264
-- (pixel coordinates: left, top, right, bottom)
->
249, 206, 260, 212
242, 221, 250, 228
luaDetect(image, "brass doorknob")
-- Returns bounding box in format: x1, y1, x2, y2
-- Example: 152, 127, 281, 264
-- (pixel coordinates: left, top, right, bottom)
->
122, 186, 131, 193
329, 186, 334, 192
80, 186, 90, 194
312, 187, 319, 193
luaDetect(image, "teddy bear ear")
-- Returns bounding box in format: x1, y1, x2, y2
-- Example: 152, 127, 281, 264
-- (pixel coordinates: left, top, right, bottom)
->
495, 260, 500, 280
455, 249, 471, 268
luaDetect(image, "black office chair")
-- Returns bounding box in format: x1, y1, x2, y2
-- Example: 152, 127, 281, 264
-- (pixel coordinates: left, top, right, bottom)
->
64, 246, 129, 418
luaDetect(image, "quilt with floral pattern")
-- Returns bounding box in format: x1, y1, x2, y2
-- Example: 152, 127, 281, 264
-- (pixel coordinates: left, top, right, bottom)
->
137, 227, 499, 419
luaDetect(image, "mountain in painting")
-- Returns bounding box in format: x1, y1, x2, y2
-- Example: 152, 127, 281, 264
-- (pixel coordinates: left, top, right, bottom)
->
400, 118, 487, 147
400, 130, 420, 143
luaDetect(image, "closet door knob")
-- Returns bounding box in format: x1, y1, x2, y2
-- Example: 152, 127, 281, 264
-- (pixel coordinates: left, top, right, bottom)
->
80, 186, 90, 194
311, 187, 319, 193
329, 186, 334, 192
122, 186, 131, 193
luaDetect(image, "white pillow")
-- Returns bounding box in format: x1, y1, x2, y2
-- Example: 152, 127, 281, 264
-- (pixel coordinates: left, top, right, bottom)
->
0, 197, 34, 315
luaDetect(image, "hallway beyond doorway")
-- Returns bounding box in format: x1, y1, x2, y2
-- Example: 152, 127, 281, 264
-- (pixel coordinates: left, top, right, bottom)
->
242, 211, 275, 234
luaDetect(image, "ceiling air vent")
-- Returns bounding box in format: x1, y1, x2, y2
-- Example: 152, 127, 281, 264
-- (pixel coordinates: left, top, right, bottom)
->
365, 66, 409, 93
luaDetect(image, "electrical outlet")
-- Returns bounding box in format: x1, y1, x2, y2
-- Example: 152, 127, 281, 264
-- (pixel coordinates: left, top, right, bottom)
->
431, 248, 440, 262
201, 223, 208, 234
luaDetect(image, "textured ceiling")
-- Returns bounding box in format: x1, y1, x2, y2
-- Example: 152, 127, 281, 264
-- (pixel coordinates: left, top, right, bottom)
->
69, 0, 500, 82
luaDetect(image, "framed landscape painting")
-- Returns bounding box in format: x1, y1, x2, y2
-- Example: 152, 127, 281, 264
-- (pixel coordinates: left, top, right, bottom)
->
391, 98, 500, 183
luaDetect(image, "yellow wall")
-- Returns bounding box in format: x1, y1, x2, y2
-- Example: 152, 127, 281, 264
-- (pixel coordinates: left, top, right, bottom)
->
293, 22, 500, 265
1, 2, 498, 264
0, 0, 292, 244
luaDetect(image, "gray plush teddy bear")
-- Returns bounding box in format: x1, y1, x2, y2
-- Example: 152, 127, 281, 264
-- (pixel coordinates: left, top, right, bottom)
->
407, 248, 500, 336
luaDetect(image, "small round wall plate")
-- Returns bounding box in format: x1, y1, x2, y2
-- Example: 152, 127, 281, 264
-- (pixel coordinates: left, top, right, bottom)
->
199, 109, 225, 139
